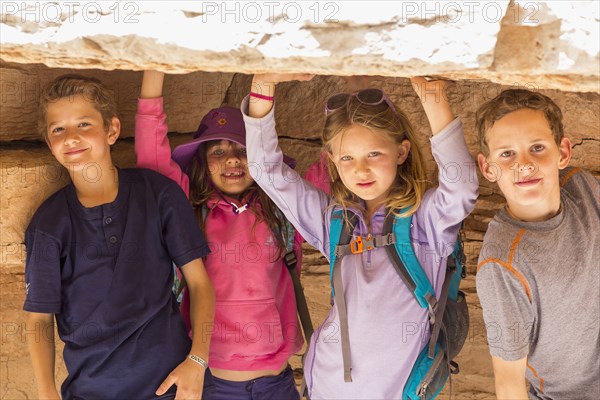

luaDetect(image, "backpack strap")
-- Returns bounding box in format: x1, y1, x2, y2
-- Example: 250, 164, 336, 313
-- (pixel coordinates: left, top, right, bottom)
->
279, 216, 315, 343
328, 209, 346, 294
279, 214, 315, 398
329, 207, 467, 394
334, 233, 396, 258
428, 230, 465, 359
383, 209, 441, 360
329, 209, 358, 382
428, 261, 454, 359
383, 210, 437, 310
384, 209, 466, 360
448, 232, 466, 300
329, 208, 457, 380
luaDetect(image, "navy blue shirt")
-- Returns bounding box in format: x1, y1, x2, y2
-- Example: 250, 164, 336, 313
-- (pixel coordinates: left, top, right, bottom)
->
24, 168, 210, 400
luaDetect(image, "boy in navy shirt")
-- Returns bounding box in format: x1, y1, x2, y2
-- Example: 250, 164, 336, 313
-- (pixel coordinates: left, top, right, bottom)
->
24, 75, 215, 400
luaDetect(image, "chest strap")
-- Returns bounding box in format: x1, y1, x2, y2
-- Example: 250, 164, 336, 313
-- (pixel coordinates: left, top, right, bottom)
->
332, 230, 398, 383
330, 209, 441, 384
334, 233, 396, 258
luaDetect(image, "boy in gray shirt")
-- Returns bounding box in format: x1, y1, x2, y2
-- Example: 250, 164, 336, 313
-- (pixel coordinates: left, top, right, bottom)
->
475, 89, 599, 399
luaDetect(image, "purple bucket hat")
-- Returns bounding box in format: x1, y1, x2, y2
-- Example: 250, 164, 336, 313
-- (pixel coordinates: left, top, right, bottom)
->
172, 106, 296, 172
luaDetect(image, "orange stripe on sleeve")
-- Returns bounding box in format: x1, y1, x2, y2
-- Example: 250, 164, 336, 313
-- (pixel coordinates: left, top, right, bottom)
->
477, 258, 532, 301
560, 167, 581, 187
508, 229, 526, 265
527, 362, 545, 393
477, 229, 532, 301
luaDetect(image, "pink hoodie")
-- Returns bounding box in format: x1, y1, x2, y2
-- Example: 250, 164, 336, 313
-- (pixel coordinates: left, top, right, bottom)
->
303, 151, 330, 194
135, 97, 303, 371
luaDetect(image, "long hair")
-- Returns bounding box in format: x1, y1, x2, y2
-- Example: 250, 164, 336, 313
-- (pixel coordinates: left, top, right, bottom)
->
323, 98, 428, 218
187, 141, 289, 259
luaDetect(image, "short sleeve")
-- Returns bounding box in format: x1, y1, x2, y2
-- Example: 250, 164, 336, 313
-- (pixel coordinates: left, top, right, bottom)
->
159, 181, 210, 267
23, 228, 62, 314
476, 262, 534, 361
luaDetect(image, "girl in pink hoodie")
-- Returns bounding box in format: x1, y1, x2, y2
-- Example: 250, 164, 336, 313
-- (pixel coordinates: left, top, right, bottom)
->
135, 71, 303, 400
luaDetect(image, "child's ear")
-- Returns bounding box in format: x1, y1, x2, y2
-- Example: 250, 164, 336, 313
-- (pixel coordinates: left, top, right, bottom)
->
396, 140, 411, 165
477, 153, 499, 182
106, 117, 121, 145
558, 137, 572, 170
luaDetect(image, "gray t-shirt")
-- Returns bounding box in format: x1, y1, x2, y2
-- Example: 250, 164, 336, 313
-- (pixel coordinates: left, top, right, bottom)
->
476, 167, 599, 400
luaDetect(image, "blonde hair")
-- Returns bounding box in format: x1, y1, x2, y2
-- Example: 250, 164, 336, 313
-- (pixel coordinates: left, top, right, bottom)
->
323, 98, 428, 218
476, 89, 564, 156
187, 141, 290, 259
38, 74, 117, 140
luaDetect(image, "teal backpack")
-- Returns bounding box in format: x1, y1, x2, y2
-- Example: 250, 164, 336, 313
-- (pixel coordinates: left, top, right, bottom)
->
329, 207, 469, 399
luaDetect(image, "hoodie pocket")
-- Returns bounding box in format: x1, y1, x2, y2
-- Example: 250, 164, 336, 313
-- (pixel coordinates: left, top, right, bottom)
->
213, 299, 284, 360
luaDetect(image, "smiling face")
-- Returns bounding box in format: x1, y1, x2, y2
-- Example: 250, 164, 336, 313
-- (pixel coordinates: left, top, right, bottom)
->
205, 139, 254, 197
329, 124, 410, 214
45, 94, 119, 172
478, 108, 571, 221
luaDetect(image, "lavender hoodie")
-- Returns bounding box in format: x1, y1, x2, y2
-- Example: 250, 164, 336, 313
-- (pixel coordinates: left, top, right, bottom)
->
243, 98, 478, 399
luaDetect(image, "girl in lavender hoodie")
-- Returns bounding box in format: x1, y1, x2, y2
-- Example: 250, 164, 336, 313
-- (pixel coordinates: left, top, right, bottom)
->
244, 75, 478, 399
135, 71, 304, 399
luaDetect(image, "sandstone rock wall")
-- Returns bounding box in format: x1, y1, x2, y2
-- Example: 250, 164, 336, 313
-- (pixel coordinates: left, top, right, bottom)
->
1, 62, 598, 398
1, 1, 599, 398
1, 2, 599, 92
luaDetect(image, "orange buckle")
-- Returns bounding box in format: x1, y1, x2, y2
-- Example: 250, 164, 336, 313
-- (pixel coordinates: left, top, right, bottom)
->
350, 235, 374, 254
350, 236, 364, 254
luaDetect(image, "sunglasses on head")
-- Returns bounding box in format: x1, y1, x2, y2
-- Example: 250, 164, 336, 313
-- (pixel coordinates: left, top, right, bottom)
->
325, 88, 398, 116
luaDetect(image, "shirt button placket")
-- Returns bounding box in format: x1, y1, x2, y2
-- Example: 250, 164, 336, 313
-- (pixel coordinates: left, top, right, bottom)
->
103, 211, 118, 250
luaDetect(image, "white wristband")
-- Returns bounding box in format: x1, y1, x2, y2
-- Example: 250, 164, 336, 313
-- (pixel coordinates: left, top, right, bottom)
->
187, 354, 208, 369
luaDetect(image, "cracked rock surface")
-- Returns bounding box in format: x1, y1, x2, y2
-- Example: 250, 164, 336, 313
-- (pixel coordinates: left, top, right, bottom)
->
1, 2, 598, 398
1, 1, 598, 91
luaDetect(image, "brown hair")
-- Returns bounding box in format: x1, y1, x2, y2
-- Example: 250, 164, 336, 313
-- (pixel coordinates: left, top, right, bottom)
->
38, 74, 117, 139
476, 89, 564, 156
187, 141, 290, 258
323, 98, 428, 218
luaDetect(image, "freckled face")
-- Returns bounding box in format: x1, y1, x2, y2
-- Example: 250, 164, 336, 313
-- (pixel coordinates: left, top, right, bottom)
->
330, 124, 410, 213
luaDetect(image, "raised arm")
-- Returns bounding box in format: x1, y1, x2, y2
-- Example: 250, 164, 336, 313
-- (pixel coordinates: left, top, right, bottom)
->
136, 70, 190, 195
141, 70, 165, 99
249, 73, 312, 117
410, 77, 455, 135
248, 74, 276, 118
410, 76, 478, 255
26, 312, 60, 400
245, 74, 332, 256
